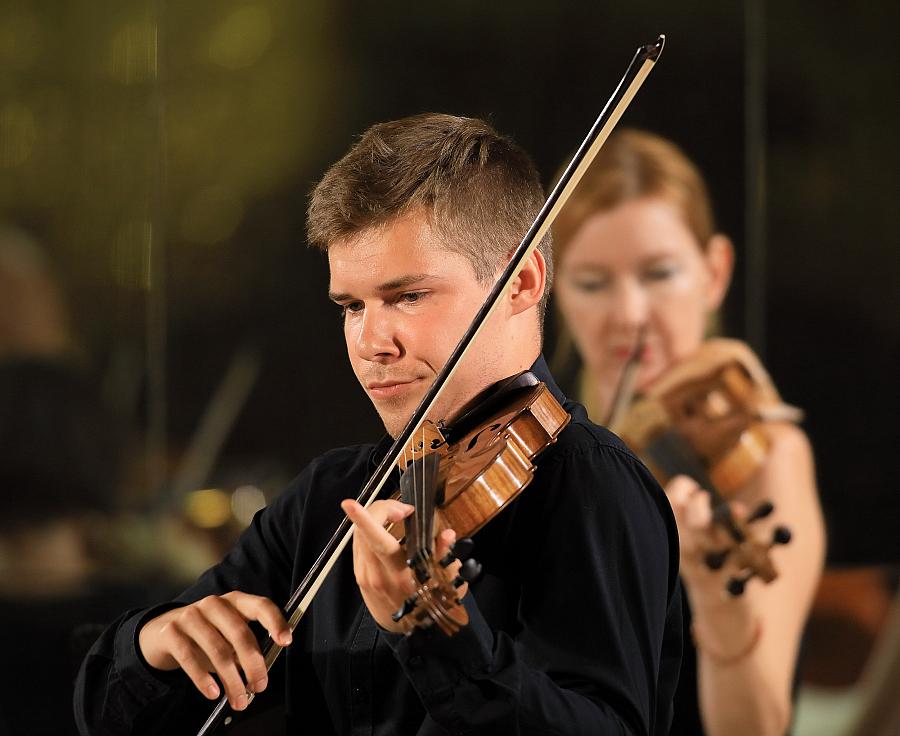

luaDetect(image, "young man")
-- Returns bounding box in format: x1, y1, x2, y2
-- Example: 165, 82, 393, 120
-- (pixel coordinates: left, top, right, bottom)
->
75, 114, 682, 735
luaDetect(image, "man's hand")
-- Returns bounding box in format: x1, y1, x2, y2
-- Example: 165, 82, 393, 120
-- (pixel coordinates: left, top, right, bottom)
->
342, 498, 462, 633
138, 592, 292, 711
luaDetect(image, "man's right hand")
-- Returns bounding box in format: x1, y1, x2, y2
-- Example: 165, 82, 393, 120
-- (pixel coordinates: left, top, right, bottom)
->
138, 591, 292, 711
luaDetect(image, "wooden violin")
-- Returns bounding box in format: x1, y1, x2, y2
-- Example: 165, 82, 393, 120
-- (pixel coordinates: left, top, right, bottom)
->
612, 338, 802, 595
389, 371, 570, 635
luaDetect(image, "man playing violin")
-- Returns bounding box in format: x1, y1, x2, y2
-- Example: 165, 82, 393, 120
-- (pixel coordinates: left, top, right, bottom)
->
76, 113, 682, 735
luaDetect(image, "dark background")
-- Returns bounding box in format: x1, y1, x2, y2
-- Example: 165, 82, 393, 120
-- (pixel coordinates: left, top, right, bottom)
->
1, 0, 897, 566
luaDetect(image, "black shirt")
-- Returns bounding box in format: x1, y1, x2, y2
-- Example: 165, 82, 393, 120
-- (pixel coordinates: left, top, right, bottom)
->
75, 357, 682, 735
669, 592, 704, 735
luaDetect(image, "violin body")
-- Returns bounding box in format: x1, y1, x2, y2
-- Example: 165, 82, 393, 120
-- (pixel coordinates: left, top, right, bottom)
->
390, 377, 570, 538
615, 339, 793, 495
440, 379, 571, 537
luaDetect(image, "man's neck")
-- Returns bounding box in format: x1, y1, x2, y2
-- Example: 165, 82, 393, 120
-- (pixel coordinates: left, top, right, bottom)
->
446, 348, 542, 427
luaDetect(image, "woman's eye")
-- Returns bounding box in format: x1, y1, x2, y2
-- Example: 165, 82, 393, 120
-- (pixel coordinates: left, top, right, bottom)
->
572, 279, 608, 292
643, 266, 676, 282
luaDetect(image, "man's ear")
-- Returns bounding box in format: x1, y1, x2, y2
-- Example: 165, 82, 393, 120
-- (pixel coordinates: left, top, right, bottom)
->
703, 234, 734, 311
509, 249, 547, 315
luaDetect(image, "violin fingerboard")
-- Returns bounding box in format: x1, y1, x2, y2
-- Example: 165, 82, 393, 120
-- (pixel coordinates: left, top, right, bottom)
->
400, 453, 442, 577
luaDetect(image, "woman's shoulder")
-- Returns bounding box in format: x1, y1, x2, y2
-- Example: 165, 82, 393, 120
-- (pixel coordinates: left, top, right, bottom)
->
759, 421, 815, 485
764, 420, 813, 456
744, 419, 819, 516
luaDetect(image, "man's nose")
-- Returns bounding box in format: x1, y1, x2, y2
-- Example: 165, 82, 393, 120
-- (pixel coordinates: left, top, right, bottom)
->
355, 308, 401, 361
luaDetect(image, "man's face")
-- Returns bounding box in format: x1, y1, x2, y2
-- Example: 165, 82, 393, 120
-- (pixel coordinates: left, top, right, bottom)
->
328, 213, 504, 437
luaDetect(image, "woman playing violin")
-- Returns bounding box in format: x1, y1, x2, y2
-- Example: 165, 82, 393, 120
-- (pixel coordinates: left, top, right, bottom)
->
552, 129, 826, 735
76, 114, 682, 735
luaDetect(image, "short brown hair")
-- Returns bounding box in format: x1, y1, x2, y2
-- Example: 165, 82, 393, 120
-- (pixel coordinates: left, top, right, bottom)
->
552, 128, 715, 265
307, 113, 553, 322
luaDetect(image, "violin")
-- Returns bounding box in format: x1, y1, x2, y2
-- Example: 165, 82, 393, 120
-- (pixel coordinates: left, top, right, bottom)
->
388, 371, 570, 634
195, 35, 665, 734
612, 338, 801, 595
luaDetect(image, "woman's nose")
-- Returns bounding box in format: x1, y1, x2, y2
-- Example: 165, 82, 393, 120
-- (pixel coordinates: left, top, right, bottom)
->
609, 279, 648, 330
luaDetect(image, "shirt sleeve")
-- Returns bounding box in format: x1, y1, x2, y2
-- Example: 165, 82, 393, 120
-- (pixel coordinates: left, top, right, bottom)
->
74, 468, 306, 736
383, 432, 682, 736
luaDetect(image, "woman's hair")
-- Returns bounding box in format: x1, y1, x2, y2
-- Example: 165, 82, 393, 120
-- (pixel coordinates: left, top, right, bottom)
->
552, 128, 716, 264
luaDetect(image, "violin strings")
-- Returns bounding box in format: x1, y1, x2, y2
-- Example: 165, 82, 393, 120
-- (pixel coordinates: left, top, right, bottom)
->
419, 423, 425, 558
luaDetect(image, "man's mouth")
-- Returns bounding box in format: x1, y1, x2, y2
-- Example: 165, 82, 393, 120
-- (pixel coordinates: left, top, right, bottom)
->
366, 378, 423, 400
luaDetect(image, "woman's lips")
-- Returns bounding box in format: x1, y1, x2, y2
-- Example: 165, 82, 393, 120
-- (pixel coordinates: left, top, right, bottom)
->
611, 345, 650, 361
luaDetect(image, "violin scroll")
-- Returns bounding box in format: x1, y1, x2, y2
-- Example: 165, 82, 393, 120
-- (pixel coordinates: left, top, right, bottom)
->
702, 499, 793, 596
392, 536, 482, 635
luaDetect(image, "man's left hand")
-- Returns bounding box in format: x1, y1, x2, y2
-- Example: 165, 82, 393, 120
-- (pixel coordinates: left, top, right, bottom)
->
342, 498, 461, 633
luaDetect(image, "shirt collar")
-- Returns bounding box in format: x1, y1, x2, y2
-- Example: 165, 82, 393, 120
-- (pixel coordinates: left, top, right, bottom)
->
528, 353, 568, 407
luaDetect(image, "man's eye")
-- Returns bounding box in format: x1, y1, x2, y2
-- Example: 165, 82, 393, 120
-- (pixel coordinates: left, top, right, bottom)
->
340, 301, 364, 317
399, 291, 427, 304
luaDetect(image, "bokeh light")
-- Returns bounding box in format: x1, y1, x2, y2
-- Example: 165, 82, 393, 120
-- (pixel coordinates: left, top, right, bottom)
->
184, 488, 232, 529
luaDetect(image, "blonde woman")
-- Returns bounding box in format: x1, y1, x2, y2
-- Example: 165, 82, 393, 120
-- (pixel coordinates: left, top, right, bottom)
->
552, 130, 825, 735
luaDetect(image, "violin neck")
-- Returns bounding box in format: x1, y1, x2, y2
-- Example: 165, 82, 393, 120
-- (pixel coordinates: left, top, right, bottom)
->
400, 453, 443, 583
646, 430, 742, 539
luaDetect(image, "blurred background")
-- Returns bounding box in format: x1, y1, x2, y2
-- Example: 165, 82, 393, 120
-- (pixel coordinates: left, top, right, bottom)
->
0, 1, 897, 733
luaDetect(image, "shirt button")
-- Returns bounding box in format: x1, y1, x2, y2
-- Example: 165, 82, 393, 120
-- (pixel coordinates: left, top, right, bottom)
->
408, 655, 424, 669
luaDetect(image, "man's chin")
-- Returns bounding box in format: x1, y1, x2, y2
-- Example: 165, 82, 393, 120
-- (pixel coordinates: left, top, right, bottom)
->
372, 398, 417, 439
376, 398, 448, 440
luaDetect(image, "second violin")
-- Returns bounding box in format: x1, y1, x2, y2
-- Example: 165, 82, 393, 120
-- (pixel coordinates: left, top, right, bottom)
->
613, 338, 799, 594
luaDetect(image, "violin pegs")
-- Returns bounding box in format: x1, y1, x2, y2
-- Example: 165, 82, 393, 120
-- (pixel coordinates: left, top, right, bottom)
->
391, 595, 417, 622
450, 538, 475, 561
726, 572, 753, 597
704, 549, 730, 571
747, 501, 775, 523
459, 557, 482, 582
772, 526, 792, 545
440, 538, 476, 567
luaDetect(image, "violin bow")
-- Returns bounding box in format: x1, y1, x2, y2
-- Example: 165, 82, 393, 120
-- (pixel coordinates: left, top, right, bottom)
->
606, 327, 647, 431
196, 34, 666, 735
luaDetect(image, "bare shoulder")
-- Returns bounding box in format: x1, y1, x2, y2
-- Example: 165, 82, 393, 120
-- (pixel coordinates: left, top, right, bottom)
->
764, 421, 815, 470
754, 422, 824, 547
742, 421, 818, 510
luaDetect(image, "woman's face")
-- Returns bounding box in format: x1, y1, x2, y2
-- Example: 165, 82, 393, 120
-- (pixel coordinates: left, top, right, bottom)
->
555, 197, 731, 393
